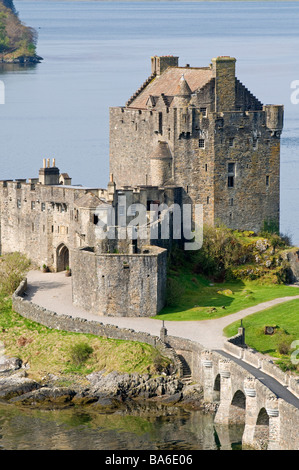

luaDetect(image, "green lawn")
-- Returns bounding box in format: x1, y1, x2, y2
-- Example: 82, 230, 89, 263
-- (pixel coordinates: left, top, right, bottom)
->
223, 298, 299, 372
154, 271, 299, 321
0, 296, 170, 382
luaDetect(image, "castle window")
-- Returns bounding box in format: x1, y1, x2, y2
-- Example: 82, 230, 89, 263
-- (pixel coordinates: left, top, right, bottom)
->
230, 198, 234, 206
200, 107, 207, 117
158, 112, 163, 134
17, 199, 21, 209
229, 137, 234, 147
266, 175, 270, 186
199, 139, 205, 149
228, 163, 235, 188
205, 164, 208, 172
228, 162, 235, 174
228, 176, 234, 188
93, 214, 99, 225
207, 196, 210, 205
41, 202, 46, 212
253, 138, 258, 149
32, 223, 34, 232
31, 201, 35, 210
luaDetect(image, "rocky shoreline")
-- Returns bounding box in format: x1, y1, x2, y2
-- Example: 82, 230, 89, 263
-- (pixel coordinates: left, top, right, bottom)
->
0, 355, 217, 413
0, 55, 43, 64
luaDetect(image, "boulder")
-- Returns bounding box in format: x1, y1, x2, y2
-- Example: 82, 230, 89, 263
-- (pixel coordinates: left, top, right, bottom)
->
0, 355, 22, 373
0, 373, 41, 400
9, 386, 76, 406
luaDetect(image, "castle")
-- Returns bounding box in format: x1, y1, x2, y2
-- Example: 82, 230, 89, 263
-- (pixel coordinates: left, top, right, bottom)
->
0, 55, 284, 317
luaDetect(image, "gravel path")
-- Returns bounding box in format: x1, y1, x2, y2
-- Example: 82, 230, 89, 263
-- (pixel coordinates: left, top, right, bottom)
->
25, 271, 299, 350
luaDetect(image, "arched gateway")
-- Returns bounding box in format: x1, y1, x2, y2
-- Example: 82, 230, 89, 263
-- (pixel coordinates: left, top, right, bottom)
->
56, 243, 69, 272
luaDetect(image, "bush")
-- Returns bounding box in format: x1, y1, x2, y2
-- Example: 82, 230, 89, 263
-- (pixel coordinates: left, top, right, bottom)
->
192, 224, 251, 279
70, 342, 93, 366
260, 219, 280, 236
277, 341, 291, 356
0, 252, 31, 295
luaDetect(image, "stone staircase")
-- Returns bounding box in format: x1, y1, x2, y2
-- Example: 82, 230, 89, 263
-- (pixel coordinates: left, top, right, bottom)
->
177, 354, 192, 385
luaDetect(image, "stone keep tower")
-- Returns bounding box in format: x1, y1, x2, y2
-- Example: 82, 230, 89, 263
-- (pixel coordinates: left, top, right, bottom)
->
109, 55, 283, 233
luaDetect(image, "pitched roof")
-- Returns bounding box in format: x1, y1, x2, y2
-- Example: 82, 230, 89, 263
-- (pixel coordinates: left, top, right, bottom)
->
74, 192, 107, 209
128, 66, 213, 109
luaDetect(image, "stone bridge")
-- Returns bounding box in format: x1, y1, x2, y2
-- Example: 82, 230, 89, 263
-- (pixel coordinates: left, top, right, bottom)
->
12, 278, 299, 451
165, 333, 299, 450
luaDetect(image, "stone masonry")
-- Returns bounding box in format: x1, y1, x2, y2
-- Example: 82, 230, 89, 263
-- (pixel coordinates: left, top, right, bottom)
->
110, 55, 283, 232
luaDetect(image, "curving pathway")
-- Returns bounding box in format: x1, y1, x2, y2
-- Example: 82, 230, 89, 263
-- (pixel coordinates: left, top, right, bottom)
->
24, 270, 299, 408
26, 270, 299, 350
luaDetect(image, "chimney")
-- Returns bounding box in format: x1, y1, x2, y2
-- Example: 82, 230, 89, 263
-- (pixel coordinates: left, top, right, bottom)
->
39, 159, 60, 185
211, 56, 236, 112
151, 55, 179, 76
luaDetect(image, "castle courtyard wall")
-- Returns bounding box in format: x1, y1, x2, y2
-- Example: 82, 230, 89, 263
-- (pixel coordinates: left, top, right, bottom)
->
71, 246, 167, 317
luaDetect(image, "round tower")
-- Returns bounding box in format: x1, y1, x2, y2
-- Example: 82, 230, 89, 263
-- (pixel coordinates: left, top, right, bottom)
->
150, 141, 173, 187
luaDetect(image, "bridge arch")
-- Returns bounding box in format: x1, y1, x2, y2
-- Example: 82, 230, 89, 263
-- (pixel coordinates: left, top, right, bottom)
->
253, 407, 269, 450
213, 374, 221, 402
229, 390, 246, 425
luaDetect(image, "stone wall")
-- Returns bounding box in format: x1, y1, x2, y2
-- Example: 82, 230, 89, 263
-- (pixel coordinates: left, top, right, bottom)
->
224, 336, 299, 399
71, 245, 168, 317
12, 279, 181, 372
0, 180, 104, 271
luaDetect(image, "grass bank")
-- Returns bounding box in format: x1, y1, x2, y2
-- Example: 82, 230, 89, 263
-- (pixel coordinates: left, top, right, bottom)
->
155, 226, 298, 321
0, 296, 170, 383
223, 298, 299, 373
155, 272, 299, 321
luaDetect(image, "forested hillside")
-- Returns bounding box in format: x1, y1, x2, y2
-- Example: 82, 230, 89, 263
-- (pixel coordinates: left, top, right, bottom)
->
0, 0, 40, 62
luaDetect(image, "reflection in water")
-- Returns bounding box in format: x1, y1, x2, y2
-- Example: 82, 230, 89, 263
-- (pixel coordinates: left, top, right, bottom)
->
0, 402, 244, 450
0, 63, 38, 74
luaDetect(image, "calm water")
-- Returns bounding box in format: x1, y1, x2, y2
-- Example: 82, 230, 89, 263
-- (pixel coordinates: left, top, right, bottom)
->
0, 1, 298, 243
0, 401, 244, 450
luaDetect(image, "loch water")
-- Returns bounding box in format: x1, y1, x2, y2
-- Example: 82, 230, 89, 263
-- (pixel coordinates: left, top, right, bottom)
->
0, 400, 244, 450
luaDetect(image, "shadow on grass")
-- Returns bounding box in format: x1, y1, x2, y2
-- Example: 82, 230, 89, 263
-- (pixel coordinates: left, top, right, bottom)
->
156, 272, 246, 321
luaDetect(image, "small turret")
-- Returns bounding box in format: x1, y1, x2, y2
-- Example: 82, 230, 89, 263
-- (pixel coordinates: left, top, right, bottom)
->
263, 104, 284, 133
150, 141, 173, 187
172, 74, 192, 108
